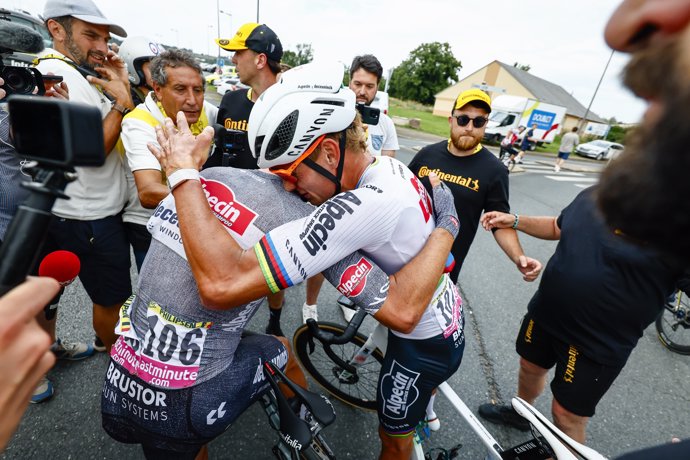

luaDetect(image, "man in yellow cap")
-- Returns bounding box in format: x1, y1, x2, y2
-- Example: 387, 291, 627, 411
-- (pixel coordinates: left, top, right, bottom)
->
408, 89, 541, 285
207, 22, 282, 170
209, 23, 287, 335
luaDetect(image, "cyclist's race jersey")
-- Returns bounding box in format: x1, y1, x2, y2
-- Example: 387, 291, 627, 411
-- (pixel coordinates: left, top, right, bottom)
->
110, 168, 393, 390
255, 156, 463, 340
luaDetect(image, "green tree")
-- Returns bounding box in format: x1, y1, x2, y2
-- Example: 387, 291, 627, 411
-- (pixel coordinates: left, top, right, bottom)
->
281, 43, 314, 67
388, 42, 462, 105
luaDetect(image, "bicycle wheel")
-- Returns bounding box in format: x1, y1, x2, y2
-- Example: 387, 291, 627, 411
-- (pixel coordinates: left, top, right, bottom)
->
293, 322, 384, 411
656, 291, 690, 355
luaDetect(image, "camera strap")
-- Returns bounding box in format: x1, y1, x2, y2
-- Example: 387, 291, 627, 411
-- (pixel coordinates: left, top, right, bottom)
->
33, 54, 99, 80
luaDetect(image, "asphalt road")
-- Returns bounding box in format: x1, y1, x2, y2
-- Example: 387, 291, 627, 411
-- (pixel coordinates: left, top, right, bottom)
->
3, 126, 688, 460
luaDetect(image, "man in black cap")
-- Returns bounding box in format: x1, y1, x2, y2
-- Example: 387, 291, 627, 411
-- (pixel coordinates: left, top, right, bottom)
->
209, 22, 287, 335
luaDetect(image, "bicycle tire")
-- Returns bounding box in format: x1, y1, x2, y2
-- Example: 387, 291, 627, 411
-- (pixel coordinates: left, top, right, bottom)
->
656, 291, 690, 355
293, 322, 384, 411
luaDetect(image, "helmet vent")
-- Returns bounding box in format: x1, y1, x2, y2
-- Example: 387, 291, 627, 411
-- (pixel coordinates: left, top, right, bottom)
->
311, 99, 345, 107
265, 110, 299, 161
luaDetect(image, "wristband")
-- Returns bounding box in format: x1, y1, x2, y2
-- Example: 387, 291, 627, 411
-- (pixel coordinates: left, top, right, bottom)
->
111, 102, 132, 116
512, 213, 520, 229
167, 169, 200, 191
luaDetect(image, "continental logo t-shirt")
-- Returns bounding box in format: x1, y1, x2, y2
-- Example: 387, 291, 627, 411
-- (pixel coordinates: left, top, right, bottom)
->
204, 88, 258, 169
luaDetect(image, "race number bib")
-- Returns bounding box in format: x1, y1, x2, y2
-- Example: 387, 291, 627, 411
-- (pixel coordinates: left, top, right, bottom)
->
111, 300, 212, 389
431, 276, 463, 338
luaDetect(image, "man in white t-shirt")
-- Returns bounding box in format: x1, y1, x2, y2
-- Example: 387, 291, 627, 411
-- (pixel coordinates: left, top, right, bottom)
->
32, 0, 134, 402
121, 49, 218, 271
349, 54, 399, 158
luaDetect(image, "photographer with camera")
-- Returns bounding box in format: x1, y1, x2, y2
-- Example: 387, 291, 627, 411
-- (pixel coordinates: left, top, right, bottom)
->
28, 0, 135, 401
121, 49, 217, 271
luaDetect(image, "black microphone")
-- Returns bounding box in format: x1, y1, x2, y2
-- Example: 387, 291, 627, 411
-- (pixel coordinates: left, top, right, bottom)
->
0, 21, 44, 54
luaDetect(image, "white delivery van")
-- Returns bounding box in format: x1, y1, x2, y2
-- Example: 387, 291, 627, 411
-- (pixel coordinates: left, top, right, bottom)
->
483, 95, 567, 149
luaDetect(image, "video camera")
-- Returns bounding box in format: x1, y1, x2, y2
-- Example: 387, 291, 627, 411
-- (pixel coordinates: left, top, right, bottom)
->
0, 95, 105, 295
0, 58, 46, 99
213, 124, 246, 167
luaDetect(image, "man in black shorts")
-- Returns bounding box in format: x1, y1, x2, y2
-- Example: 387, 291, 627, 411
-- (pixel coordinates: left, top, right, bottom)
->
477, 186, 688, 443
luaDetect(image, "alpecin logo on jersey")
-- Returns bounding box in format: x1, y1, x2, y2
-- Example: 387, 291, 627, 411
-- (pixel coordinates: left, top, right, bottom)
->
337, 258, 373, 297
201, 179, 257, 235
299, 192, 362, 256
380, 360, 420, 420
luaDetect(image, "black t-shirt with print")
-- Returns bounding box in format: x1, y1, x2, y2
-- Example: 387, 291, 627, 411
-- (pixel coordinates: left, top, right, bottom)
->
204, 88, 258, 169
529, 187, 686, 365
408, 141, 510, 282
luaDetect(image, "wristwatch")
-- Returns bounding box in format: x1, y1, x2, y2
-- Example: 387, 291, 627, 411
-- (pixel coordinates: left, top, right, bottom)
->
111, 102, 131, 116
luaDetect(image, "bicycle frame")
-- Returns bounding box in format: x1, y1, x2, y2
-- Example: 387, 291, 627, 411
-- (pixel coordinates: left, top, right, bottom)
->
306, 312, 609, 460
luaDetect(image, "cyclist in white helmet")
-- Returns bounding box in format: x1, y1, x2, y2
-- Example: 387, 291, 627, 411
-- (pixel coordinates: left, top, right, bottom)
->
119, 36, 164, 105
150, 61, 464, 459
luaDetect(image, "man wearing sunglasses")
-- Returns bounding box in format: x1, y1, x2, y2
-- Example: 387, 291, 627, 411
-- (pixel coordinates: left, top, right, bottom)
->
148, 61, 466, 459
408, 89, 541, 285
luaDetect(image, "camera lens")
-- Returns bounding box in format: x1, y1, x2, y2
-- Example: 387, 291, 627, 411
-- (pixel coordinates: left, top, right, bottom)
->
1, 67, 37, 95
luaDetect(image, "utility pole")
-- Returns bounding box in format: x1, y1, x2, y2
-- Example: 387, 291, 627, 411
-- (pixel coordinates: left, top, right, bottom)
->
579, 49, 615, 132
257, 0, 260, 22
216, 0, 221, 68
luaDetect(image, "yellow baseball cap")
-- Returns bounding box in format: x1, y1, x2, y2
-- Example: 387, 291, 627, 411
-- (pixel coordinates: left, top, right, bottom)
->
216, 23, 283, 62
453, 89, 491, 113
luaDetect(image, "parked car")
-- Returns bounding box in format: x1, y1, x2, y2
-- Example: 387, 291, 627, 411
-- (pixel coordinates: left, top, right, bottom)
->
217, 77, 247, 95
205, 66, 238, 85
575, 140, 624, 161
371, 91, 389, 115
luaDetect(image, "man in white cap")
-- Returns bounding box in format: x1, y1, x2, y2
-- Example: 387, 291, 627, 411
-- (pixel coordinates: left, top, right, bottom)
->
31, 0, 134, 403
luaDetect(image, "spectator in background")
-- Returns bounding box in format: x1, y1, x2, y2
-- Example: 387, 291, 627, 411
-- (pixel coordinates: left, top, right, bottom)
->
118, 36, 164, 106
121, 49, 217, 271
212, 22, 288, 336
505, 123, 536, 167
303, 54, 401, 322
408, 89, 541, 285
33, 0, 134, 402
554, 127, 579, 172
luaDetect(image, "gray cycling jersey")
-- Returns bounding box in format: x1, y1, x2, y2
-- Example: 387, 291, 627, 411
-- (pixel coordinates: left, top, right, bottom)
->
111, 168, 390, 389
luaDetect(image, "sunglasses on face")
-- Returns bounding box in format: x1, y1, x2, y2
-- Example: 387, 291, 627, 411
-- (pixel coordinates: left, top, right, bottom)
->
454, 114, 488, 128
269, 135, 326, 184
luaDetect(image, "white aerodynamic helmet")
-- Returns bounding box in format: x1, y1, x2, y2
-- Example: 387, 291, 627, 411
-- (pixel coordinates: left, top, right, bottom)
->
248, 61, 357, 169
119, 36, 165, 86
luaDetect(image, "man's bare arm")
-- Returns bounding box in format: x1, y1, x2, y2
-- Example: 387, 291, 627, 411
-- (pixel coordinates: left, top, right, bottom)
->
133, 170, 170, 209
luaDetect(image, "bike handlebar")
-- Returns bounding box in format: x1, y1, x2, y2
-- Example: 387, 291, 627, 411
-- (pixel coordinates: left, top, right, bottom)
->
306, 305, 367, 345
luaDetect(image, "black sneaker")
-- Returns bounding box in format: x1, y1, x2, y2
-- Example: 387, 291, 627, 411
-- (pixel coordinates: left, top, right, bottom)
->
265, 318, 285, 337
478, 403, 531, 432
93, 336, 107, 352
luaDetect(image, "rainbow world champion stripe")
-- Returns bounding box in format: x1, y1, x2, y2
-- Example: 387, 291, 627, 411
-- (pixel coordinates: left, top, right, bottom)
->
254, 234, 295, 293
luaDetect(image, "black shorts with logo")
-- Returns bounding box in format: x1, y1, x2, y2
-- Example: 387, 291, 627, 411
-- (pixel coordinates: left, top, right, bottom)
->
515, 313, 625, 417
101, 334, 287, 457
377, 327, 465, 436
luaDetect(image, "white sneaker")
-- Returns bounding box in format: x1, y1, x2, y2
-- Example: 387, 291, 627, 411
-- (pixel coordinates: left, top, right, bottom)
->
340, 303, 356, 322
554, 165, 560, 172
302, 303, 318, 323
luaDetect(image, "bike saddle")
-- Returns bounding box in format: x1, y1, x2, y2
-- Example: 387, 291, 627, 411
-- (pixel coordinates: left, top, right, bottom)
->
265, 361, 336, 427
511, 397, 608, 460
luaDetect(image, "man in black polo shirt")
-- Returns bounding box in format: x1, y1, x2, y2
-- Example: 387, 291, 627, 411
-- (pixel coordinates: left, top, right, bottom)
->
408, 89, 541, 284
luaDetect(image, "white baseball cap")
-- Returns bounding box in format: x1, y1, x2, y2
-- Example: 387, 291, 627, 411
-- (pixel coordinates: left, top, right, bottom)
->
42, 0, 127, 37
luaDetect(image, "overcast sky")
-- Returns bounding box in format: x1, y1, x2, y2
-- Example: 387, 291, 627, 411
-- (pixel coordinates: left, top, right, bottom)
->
13, 0, 646, 123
